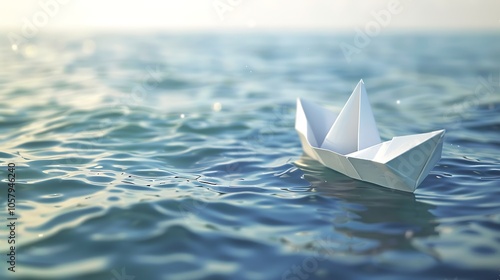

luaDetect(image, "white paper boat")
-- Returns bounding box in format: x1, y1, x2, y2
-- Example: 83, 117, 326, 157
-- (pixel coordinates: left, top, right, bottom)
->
295, 80, 445, 192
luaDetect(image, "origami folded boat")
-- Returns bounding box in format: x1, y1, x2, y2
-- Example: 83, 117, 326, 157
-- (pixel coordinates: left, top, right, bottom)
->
295, 80, 445, 192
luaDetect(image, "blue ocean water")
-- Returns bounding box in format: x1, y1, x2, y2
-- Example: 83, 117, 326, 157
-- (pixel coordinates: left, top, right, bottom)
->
0, 32, 499, 280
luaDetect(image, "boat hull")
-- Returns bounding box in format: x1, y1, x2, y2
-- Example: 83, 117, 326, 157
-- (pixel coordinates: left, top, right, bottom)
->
296, 129, 445, 192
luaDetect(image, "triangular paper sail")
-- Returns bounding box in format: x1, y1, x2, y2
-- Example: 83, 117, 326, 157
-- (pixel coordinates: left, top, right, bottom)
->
321, 80, 381, 154
296, 98, 338, 147
295, 80, 445, 192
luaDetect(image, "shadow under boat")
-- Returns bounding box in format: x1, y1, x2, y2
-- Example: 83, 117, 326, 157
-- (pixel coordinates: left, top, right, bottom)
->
294, 153, 439, 256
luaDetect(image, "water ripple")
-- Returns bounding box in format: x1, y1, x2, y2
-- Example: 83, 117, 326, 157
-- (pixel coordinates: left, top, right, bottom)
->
0, 33, 499, 279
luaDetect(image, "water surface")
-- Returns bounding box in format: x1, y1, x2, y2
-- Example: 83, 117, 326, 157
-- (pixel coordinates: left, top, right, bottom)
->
0, 32, 499, 279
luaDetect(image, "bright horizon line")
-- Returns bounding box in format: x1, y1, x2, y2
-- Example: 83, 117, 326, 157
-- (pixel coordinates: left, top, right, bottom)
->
1, 0, 499, 33
2, 25, 500, 32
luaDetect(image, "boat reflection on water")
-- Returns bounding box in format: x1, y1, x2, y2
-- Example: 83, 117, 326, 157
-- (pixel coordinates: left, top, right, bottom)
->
294, 153, 439, 257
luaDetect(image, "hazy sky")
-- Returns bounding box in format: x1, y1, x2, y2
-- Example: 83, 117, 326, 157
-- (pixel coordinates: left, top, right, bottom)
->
0, 0, 499, 31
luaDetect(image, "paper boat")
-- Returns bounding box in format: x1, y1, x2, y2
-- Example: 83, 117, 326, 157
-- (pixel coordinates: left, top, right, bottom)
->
295, 80, 445, 192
